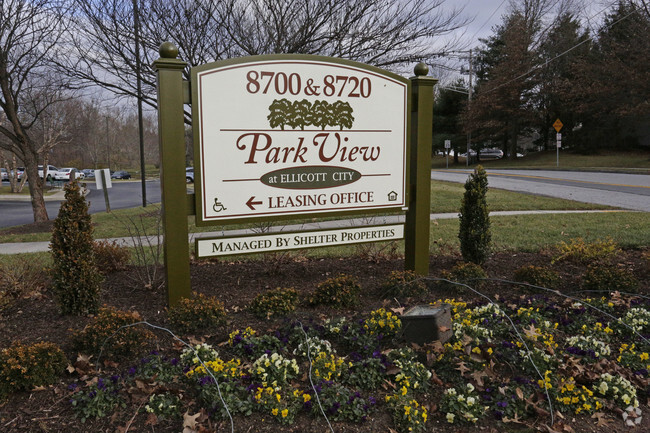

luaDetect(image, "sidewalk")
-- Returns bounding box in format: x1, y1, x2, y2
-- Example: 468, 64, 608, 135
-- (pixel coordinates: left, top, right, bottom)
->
0, 209, 628, 255
0, 189, 66, 201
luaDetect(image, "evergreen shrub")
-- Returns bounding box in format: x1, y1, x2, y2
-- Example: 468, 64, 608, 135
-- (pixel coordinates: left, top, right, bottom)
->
310, 274, 361, 308
381, 270, 427, 299
72, 306, 154, 360
168, 293, 226, 333
513, 265, 560, 289
582, 265, 638, 293
50, 181, 103, 315
0, 341, 67, 400
458, 166, 491, 264
441, 262, 488, 289
250, 287, 299, 318
551, 237, 621, 265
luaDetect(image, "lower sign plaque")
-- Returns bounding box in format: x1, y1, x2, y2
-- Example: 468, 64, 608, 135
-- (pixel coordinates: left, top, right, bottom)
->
195, 224, 404, 258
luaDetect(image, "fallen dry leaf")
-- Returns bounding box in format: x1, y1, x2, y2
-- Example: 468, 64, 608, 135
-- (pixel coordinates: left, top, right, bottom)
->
591, 412, 610, 427
183, 411, 201, 432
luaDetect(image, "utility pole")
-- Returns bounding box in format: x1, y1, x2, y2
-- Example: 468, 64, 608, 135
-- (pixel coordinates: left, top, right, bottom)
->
106, 115, 110, 171
133, 0, 147, 207
466, 48, 473, 167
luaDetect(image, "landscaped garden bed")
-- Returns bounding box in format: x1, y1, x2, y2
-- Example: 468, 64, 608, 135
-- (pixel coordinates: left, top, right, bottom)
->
0, 239, 649, 432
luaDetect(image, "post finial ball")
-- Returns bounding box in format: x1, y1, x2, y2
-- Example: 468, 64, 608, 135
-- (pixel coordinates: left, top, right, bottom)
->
414, 63, 429, 76
159, 42, 179, 59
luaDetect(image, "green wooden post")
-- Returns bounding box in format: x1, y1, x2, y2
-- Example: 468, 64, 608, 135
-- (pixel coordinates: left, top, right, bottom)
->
405, 63, 437, 275
152, 42, 191, 306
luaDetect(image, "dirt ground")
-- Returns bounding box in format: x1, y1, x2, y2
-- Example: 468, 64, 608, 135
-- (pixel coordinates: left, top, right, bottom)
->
0, 247, 648, 433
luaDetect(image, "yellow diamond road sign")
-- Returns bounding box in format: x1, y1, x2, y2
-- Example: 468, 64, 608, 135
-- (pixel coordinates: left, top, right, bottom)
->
553, 118, 563, 132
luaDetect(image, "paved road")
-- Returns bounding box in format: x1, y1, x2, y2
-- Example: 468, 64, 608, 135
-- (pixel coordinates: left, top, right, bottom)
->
431, 169, 650, 212
0, 181, 162, 228
2, 170, 649, 229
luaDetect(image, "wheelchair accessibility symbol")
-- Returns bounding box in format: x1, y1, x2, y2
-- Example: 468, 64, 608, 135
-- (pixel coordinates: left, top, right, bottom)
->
212, 197, 227, 213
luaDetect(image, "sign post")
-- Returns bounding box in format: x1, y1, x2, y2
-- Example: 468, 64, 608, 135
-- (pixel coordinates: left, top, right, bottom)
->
554, 119, 563, 168
405, 64, 436, 275
444, 139, 451, 169
95, 169, 112, 212
152, 43, 191, 306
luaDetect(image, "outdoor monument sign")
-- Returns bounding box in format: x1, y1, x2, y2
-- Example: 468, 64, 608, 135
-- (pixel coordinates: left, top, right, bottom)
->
154, 42, 435, 306
192, 57, 409, 223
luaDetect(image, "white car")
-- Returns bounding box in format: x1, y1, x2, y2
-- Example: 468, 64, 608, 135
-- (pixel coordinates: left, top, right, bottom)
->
54, 168, 84, 181
38, 165, 60, 180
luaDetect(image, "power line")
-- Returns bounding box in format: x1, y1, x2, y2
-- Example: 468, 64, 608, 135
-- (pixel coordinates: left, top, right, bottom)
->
467, 0, 508, 43
479, 4, 642, 96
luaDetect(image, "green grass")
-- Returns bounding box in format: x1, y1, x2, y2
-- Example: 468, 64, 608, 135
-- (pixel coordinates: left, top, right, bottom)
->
430, 180, 611, 213
428, 210, 649, 254
1, 211, 646, 267
432, 149, 650, 173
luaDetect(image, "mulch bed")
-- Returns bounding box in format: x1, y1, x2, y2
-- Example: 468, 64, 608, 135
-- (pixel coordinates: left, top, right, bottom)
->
0, 248, 648, 432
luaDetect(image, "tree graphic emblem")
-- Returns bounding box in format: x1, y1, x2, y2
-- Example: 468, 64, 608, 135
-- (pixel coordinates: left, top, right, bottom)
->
289, 99, 312, 130
267, 98, 292, 130
332, 101, 354, 130
267, 99, 354, 130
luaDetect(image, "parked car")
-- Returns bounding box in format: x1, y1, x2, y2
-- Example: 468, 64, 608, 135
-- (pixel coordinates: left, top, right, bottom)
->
186, 167, 194, 183
81, 169, 95, 179
479, 148, 504, 159
38, 165, 60, 180
111, 170, 131, 179
54, 168, 84, 181
1, 168, 7, 181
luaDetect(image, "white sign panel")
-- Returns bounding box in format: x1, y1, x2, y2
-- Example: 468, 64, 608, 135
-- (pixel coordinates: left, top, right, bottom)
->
444, 140, 451, 149
193, 56, 409, 224
95, 169, 112, 190
196, 224, 404, 257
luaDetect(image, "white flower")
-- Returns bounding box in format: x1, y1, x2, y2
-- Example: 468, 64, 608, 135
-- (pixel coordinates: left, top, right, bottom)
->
598, 382, 609, 395
446, 413, 455, 423
466, 383, 475, 392
467, 397, 475, 406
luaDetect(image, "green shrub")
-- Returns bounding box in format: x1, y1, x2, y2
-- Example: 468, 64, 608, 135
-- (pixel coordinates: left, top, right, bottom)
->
513, 265, 560, 289
250, 287, 298, 318
458, 166, 491, 265
551, 237, 621, 265
310, 274, 361, 308
0, 341, 67, 400
72, 306, 154, 360
93, 240, 131, 274
168, 292, 226, 333
441, 262, 488, 289
50, 181, 103, 315
581, 265, 639, 293
381, 270, 427, 299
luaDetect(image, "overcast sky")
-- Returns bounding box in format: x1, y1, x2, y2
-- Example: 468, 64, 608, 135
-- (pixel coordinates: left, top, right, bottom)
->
446, 0, 511, 47
442, 0, 612, 49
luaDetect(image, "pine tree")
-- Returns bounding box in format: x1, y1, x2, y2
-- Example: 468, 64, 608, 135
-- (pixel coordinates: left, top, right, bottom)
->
458, 166, 491, 264
50, 181, 103, 315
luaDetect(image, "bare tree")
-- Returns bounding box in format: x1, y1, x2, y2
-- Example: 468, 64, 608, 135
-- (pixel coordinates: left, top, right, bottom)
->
62, 0, 468, 124
218, 0, 466, 67
0, 0, 71, 222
